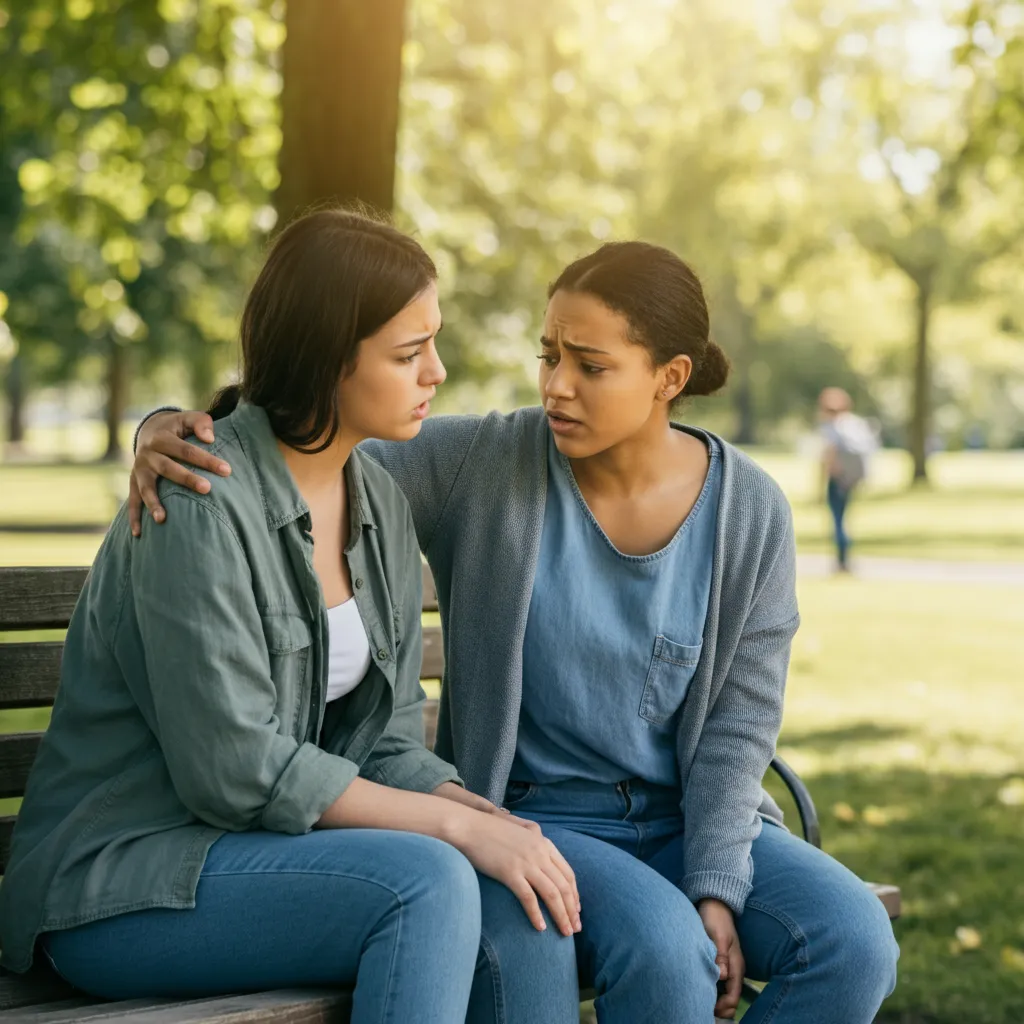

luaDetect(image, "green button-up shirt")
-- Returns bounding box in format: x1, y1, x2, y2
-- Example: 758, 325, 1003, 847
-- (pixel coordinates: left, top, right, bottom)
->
0, 401, 460, 972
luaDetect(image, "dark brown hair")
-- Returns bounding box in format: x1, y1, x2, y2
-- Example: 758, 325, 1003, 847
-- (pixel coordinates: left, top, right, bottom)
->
549, 241, 729, 398
209, 208, 437, 451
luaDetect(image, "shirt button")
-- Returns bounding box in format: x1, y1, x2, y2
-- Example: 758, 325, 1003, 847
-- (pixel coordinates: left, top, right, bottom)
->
377, 648, 388, 661
354, 578, 363, 589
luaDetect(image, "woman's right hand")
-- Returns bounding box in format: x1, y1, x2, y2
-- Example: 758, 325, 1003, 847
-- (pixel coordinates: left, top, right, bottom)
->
448, 808, 581, 937
129, 410, 232, 537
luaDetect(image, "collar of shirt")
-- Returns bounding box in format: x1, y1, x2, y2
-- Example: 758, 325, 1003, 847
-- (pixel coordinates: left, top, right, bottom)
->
231, 400, 378, 540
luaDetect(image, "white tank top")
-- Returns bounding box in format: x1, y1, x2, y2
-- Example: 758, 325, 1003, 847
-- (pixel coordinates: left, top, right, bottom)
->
325, 598, 372, 703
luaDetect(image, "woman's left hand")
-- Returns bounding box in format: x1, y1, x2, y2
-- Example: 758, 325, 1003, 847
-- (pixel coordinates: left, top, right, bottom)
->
698, 898, 745, 1019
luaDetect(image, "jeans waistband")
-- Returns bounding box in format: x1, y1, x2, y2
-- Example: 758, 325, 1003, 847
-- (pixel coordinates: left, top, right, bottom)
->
504, 777, 683, 823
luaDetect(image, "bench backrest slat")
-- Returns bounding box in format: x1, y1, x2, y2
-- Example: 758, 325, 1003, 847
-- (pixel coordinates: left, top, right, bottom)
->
0, 564, 435, 633
0, 644, 64, 708
0, 636, 444, 713
0, 568, 90, 631
0, 734, 42, 801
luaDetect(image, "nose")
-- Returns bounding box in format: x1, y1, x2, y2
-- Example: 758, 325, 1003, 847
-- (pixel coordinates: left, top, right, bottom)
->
421, 341, 447, 388
544, 359, 574, 401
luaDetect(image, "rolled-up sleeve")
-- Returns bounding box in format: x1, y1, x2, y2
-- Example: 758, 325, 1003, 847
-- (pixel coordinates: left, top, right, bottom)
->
130, 493, 358, 833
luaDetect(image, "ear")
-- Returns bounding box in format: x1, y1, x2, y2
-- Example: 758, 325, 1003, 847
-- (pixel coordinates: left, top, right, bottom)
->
657, 354, 693, 403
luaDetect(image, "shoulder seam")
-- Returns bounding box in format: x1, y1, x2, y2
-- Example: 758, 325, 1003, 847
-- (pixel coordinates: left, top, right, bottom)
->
155, 489, 248, 558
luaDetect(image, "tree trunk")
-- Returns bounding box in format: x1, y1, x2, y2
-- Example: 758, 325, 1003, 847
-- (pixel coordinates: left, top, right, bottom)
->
909, 282, 932, 483
732, 355, 756, 446
722, 287, 757, 445
277, 0, 409, 221
103, 338, 128, 462
5, 352, 25, 449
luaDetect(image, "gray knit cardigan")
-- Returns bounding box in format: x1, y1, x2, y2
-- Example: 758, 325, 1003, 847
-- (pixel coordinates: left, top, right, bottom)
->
361, 406, 800, 914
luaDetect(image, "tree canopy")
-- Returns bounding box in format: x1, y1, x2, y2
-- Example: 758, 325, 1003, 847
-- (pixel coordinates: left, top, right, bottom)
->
1, 0, 1022, 472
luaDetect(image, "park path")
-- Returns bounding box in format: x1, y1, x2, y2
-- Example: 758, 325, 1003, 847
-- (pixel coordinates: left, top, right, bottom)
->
797, 553, 1024, 586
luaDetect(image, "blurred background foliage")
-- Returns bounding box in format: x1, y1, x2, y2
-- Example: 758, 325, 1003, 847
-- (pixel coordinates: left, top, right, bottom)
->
1, 0, 1023, 474
2, 4, 1024, 1021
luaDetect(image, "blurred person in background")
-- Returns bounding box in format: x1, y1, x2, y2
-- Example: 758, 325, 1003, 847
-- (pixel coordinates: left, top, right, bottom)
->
818, 387, 877, 573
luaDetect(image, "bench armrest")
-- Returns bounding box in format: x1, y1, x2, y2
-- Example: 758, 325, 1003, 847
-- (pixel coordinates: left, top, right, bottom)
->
769, 755, 821, 849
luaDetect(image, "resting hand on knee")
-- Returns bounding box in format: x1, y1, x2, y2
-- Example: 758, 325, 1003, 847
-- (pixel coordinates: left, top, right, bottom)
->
698, 898, 745, 1019
448, 813, 582, 939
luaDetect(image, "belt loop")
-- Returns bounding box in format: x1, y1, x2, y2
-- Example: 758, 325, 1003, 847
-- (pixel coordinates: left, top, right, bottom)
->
616, 779, 633, 817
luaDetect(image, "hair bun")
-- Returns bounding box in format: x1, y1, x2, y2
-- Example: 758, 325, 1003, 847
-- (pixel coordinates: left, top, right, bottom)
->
685, 340, 730, 397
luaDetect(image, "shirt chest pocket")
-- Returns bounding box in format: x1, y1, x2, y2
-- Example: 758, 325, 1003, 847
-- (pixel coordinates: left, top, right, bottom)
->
261, 612, 314, 738
639, 635, 703, 726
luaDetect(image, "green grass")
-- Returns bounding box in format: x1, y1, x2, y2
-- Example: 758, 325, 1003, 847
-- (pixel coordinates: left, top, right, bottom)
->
772, 577, 1024, 1023
0, 463, 128, 524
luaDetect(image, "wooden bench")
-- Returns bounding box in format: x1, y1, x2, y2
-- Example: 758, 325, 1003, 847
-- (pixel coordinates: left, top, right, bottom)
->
0, 565, 899, 1022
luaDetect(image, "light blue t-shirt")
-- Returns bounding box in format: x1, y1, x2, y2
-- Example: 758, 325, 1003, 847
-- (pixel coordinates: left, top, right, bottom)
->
510, 428, 722, 788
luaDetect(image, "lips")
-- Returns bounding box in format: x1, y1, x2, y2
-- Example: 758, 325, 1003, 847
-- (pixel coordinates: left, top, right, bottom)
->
546, 409, 579, 424
547, 410, 582, 435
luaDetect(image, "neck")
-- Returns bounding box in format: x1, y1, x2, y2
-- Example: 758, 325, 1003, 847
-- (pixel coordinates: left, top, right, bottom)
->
570, 415, 680, 498
277, 427, 360, 496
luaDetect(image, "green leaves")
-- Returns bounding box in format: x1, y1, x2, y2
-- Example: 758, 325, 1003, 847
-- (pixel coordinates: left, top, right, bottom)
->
397, 0, 1024, 451
0, 0, 284, 422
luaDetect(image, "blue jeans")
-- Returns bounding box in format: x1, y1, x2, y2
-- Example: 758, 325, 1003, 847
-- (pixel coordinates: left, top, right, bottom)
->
43, 830, 484, 1023
827, 477, 853, 568
502, 777, 899, 1024
42, 828, 578, 1024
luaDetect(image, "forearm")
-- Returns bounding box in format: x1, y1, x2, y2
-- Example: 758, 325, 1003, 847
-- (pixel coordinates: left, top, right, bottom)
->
433, 780, 501, 814
316, 775, 472, 842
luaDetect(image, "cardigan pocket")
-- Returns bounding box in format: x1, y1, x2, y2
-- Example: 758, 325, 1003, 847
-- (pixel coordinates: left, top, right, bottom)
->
639, 635, 703, 726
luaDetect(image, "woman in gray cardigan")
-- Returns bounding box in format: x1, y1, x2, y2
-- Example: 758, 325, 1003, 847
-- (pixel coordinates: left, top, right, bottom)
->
133, 241, 898, 1023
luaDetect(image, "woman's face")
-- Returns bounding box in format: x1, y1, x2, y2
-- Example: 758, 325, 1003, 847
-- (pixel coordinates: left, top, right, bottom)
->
538, 289, 691, 458
337, 282, 446, 443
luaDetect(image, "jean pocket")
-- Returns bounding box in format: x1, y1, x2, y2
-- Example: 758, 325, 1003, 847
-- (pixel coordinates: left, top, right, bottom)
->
503, 781, 538, 810
639, 635, 703, 725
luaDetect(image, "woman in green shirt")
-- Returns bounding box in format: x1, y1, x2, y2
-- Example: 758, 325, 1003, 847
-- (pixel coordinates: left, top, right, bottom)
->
0, 210, 580, 1024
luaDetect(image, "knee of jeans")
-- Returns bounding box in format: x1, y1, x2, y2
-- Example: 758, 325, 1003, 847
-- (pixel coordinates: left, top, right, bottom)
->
403, 837, 481, 943
478, 922, 576, 983
620, 916, 721, 999
832, 893, 900, 996
478, 880, 577, 970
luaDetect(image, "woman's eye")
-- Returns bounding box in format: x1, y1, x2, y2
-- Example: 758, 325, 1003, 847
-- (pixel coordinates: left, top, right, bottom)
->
582, 364, 605, 375
536, 354, 558, 367
400, 349, 423, 364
